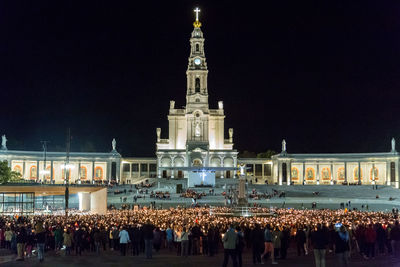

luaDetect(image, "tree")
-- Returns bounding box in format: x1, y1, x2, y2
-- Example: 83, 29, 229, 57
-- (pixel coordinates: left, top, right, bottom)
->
0, 161, 22, 184
239, 150, 257, 158
256, 150, 277, 159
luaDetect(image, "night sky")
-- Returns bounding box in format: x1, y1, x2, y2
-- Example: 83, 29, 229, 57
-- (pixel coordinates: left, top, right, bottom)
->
1, 1, 400, 156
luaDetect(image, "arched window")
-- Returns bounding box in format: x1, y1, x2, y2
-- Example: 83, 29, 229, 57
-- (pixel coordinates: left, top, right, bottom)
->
195, 98, 200, 103
321, 168, 331, 180
337, 167, 345, 180
30, 166, 37, 179
195, 43, 200, 52
305, 168, 315, 180
370, 167, 379, 181
80, 166, 87, 179
291, 167, 299, 180
94, 167, 103, 180
195, 78, 200, 93
13, 165, 22, 175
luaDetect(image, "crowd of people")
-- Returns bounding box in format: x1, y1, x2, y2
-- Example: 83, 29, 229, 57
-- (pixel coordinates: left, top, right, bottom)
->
149, 191, 171, 200
180, 189, 207, 199
248, 188, 285, 200
1, 207, 400, 266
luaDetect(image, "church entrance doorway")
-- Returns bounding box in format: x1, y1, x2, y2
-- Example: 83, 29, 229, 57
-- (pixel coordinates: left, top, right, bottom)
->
226, 171, 231, 178
282, 163, 287, 184
178, 171, 183, 178
162, 170, 167, 178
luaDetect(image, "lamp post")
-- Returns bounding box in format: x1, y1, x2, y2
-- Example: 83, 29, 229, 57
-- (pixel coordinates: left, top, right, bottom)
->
40, 141, 49, 183
64, 128, 71, 218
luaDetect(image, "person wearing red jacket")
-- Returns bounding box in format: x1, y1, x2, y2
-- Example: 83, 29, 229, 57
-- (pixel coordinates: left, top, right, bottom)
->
364, 224, 376, 259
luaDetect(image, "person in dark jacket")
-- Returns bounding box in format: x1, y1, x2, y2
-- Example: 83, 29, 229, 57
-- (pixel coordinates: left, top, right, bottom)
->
334, 225, 350, 267
311, 223, 329, 267
191, 223, 201, 255
207, 226, 215, 256
296, 227, 306, 256
376, 223, 386, 255
132, 226, 141, 256
16, 226, 27, 261
280, 227, 290, 259
35, 221, 46, 262
74, 227, 85, 256
391, 220, 400, 256
250, 224, 264, 264
142, 220, 155, 259
236, 226, 245, 267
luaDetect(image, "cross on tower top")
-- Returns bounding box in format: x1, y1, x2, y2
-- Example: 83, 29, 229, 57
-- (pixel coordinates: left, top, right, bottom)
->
194, 7, 200, 21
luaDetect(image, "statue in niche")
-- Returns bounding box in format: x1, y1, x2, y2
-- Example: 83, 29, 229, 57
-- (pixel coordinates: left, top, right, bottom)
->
322, 168, 330, 179
195, 122, 201, 137
291, 168, 298, 179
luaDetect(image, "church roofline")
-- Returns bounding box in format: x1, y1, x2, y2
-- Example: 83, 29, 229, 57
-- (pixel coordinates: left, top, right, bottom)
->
272, 152, 398, 160
0, 149, 121, 159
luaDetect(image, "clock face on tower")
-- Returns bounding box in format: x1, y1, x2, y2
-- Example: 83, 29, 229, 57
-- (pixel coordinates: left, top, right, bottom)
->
194, 58, 201, 65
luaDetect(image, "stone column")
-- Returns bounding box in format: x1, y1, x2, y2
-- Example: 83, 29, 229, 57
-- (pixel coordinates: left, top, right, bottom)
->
220, 157, 224, 178
157, 156, 162, 178
138, 162, 141, 178
316, 163, 320, 185
233, 157, 238, 178
170, 157, 175, 178
78, 162, 81, 183
22, 161, 26, 180
302, 162, 306, 185
50, 161, 54, 184
116, 160, 121, 183
278, 162, 282, 185
344, 162, 347, 184
358, 162, 362, 184
330, 163, 334, 185
92, 161, 95, 183
129, 163, 132, 178
36, 160, 40, 182
287, 162, 291, 185
372, 162, 375, 185
395, 160, 399, 189
107, 162, 111, 181
386, 161, 391, 186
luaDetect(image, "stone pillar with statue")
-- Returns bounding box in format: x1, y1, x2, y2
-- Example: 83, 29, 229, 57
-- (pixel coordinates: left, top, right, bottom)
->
237, 165, 248, 206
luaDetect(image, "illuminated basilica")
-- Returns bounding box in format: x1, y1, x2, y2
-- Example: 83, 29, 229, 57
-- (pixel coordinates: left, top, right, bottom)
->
0, 9, 399, 189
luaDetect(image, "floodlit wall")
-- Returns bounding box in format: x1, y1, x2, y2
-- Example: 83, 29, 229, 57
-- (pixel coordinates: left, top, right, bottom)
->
90, 188, 107, 215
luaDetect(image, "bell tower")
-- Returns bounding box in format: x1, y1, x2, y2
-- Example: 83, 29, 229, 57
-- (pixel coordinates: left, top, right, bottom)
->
186, 7, 209, 113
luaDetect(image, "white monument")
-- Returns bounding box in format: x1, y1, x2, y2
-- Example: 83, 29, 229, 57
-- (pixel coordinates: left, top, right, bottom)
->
1, 135, 7, 150
112, 138, 116, 151
392, 137, 396, 153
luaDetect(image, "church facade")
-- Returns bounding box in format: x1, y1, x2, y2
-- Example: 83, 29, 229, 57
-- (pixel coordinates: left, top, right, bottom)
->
1, 9, 400, 189
155, 13, 238, 179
